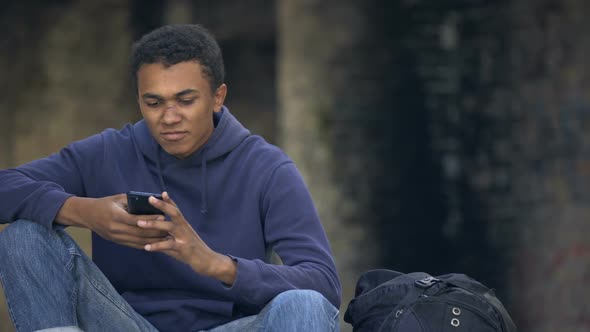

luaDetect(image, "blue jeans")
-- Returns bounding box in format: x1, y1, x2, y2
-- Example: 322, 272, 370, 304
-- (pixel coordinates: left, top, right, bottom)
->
0, 220, 339, 332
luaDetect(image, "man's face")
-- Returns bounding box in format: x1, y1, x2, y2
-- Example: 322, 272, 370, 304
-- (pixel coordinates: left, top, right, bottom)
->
137, 61, 226, 159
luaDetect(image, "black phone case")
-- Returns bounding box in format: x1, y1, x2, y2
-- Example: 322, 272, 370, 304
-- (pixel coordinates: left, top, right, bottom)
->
127, 191, 163, 215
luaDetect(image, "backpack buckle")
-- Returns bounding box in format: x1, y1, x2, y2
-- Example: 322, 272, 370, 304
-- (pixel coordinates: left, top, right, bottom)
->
415, 276, 441, 289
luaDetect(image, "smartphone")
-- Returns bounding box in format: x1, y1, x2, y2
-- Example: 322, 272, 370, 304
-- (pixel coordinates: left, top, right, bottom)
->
127, 191, 164, 215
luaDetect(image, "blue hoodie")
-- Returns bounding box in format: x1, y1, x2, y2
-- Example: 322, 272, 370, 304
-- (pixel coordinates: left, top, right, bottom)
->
0, 107, 341, 331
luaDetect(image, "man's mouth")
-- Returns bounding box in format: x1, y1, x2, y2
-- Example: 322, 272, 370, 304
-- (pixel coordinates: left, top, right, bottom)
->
160, 131, 188, 142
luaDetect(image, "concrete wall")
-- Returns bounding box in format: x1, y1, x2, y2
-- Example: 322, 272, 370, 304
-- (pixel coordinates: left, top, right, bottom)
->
2, 1, 590, 331
405, 1, 590, 330
0, 1, 134, 330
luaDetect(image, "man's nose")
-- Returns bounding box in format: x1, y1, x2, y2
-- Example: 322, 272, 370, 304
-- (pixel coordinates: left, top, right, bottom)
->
162, 104, 181, 124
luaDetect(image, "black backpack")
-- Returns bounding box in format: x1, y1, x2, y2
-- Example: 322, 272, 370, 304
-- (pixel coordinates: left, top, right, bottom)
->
344, 270, 518, 332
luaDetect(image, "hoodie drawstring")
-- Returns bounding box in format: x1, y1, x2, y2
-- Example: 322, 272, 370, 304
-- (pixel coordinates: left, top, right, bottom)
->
155, 154, 168, 193
200, 149, 208, 215
155, 146, 209, 217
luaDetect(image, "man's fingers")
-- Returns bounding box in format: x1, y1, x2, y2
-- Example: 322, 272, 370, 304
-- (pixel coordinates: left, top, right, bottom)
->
113, 193, 128, 204
109, 233, 169, 249
137, 220, 174, 233
149, 196, 181, 219
139, 228, 169, 238
162, 192, 178, 207
119, 212, 165, 226
110, 222, 167, 238
138, 214, 165, 221
144, 238, 176, 252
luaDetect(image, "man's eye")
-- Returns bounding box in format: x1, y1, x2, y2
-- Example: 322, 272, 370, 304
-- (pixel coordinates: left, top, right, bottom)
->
179, 99, 195, 105
146, 101, 159, 107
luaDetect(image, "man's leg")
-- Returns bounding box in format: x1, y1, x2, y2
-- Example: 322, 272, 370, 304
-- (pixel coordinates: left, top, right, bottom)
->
0, 220, 157, 332
208, 289, 339, 332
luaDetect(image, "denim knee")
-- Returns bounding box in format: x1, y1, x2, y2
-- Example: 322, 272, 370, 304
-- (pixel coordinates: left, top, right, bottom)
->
0, 220, 67, 270
262, 290, 339, 331
272, 289, 337, 317
0, 219, 51, 248
273, 289, 328, 306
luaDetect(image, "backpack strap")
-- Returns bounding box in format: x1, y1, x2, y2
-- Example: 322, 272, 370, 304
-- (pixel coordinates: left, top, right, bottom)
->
393, 275, 445, 314
444, 276, 518, 332
376, 274, 446, 332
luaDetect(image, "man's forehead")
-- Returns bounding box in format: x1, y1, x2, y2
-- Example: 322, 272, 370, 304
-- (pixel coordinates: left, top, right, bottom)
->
137, 62, 210, 95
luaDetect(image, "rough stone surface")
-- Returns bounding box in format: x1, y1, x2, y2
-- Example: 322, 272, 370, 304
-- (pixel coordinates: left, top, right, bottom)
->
2, 1, 590, 331
0, 1, 132, 331
404, 1, 590, 330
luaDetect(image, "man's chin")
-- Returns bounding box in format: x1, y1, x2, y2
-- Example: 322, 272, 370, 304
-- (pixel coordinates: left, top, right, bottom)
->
160, 144, 188, 159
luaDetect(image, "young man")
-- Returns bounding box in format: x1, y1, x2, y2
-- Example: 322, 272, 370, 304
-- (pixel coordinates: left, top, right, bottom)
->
0, 24, 341, 332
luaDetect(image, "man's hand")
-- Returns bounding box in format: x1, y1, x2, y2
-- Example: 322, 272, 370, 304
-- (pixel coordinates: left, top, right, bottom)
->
56, 194, 169, 249
136, 192, 237, 285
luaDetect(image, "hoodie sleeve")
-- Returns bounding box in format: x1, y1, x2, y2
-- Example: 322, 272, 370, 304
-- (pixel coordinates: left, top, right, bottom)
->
225, 161, 342, 311
0, 133, 104, 228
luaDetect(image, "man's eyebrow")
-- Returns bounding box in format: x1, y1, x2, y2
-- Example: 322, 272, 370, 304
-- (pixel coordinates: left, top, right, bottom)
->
175, 89, 199, 97
141, 89, 198, 100
141, 93, 162, 100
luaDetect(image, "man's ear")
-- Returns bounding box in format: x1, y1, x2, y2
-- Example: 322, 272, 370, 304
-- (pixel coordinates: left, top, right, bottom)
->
213, 84, 227, 112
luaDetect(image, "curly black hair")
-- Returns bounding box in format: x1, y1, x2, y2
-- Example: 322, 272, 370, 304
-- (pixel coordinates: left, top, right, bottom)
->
130, 24, 225, 93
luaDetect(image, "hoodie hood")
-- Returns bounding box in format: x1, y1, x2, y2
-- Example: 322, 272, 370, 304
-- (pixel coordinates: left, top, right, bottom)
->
132, 106, 250, 165
131, 106, 250, 214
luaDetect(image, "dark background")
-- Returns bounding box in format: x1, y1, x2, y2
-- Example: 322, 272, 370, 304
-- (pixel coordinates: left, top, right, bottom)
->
1, 1, 589, 331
